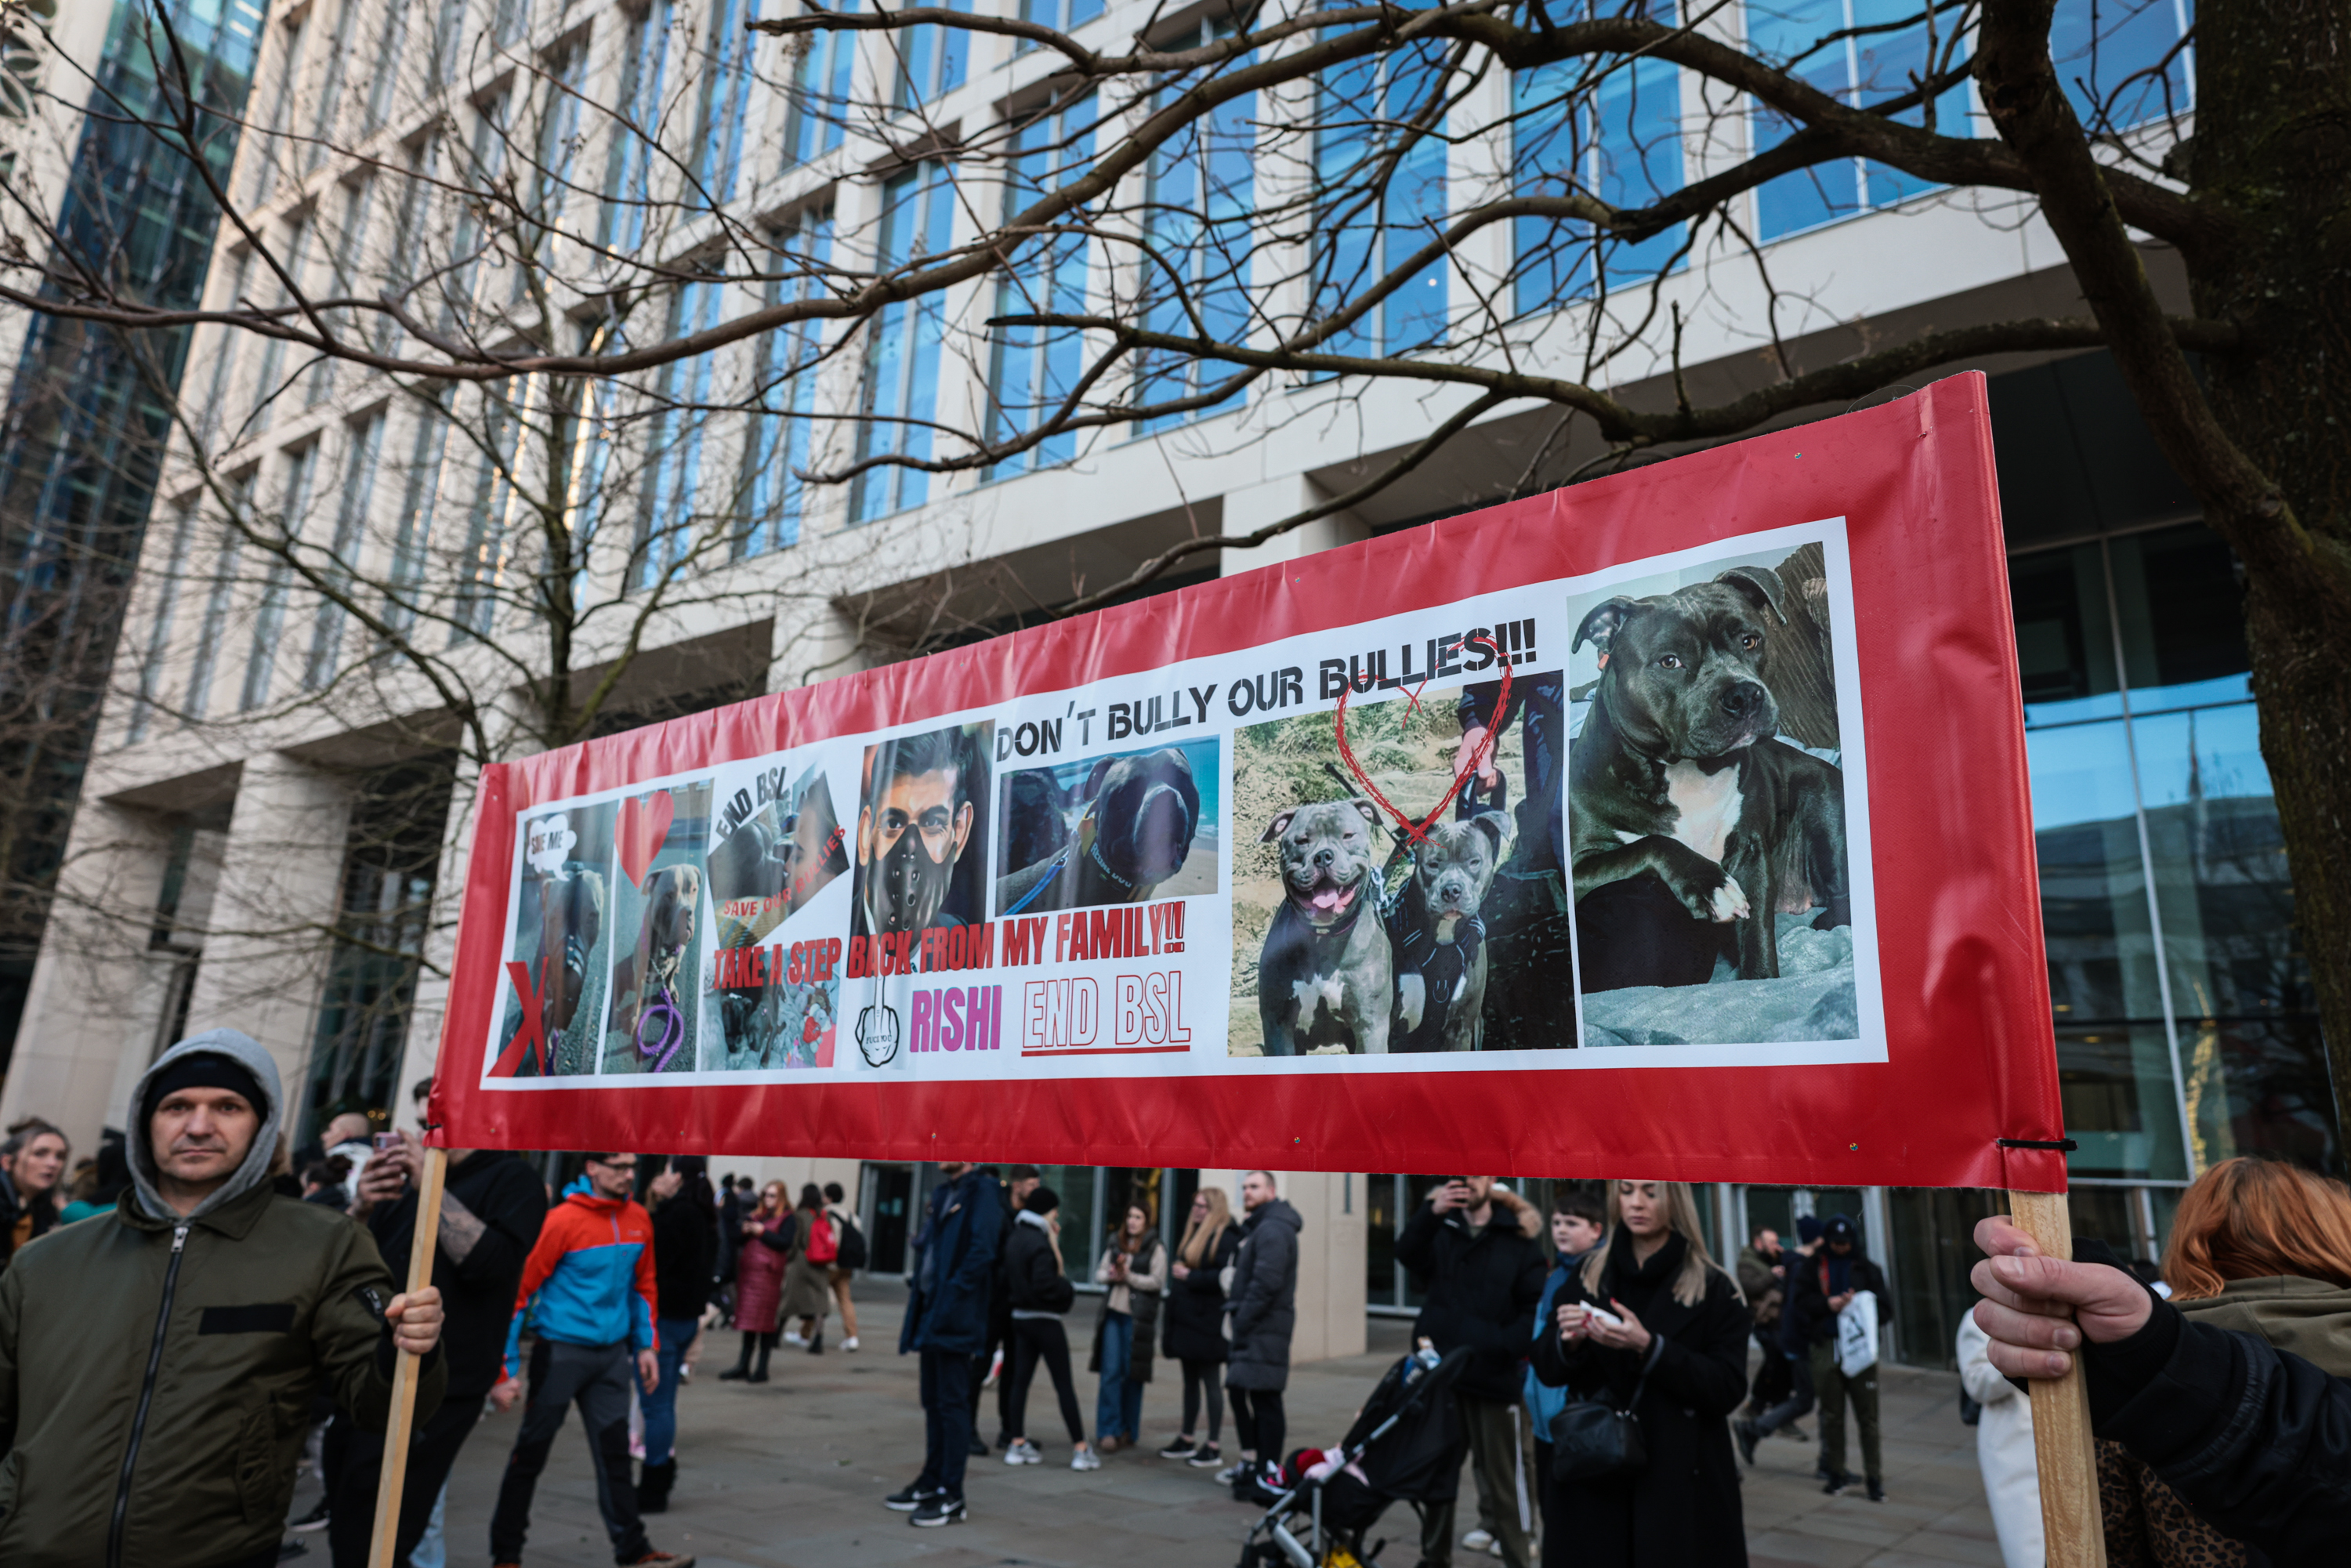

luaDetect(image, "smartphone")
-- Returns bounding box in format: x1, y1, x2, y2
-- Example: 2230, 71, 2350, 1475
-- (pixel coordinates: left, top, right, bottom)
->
372, 1132, 401, 1153
1581, 1305, 1625, 1331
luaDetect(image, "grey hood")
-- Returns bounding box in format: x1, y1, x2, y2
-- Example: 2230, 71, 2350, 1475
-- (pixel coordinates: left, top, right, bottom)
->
127, 1028, 285, 1222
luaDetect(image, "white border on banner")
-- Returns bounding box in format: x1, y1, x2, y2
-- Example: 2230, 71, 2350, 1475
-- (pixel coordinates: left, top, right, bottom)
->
478, 517, 1886, 1088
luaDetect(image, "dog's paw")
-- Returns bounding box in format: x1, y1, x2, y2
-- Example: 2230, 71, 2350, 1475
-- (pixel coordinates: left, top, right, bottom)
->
1708, 875, 1750, 924
1396, 974, 1427, 1034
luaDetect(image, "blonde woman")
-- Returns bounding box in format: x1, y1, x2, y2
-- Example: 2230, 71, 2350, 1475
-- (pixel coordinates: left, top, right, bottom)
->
1529, 1179, 1748, 1568
1159, 1187, 1241, 1467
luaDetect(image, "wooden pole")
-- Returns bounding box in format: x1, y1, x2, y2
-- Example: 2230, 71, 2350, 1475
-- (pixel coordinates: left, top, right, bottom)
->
368, 1146, 448, 1568
2009, 1189, 2107, 1568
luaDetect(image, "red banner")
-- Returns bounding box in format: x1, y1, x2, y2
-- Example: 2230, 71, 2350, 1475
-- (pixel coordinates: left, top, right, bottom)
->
431, 373, 2067, 1191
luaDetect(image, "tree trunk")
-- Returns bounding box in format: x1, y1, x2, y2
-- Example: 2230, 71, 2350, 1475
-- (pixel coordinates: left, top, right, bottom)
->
2188, 0, 2351, 1153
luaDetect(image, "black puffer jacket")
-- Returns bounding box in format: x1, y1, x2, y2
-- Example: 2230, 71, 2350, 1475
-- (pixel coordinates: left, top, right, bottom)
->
1164, 1225, 1240, 1363
1002, 1212, 1075, 1315
650, 1190, 716, 1324
1226, 1199, 1302, 1392
1788, 1240, 1886, 1349
1531, 1233, 1749, 1568
1396, 1190, 1546, 1404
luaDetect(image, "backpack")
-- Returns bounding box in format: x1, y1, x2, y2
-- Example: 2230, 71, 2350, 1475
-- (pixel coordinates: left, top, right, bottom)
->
805, 1211, 838, 1265
834, 1211, 868, 1270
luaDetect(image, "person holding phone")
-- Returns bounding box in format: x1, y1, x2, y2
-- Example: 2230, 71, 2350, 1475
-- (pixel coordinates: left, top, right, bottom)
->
1396, 1177, 1547, 1568
1090, 1202, 1165, 1453
1531, 1179, 1748, 1568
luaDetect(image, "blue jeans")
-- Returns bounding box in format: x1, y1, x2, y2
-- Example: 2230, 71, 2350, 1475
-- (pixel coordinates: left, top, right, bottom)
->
1094, 1310, 1143, 1443
644, 1316, 700, 1465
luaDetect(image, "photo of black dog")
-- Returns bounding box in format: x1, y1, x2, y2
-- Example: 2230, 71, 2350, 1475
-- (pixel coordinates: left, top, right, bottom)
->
1387, 812, 1512, 1052
995, 741, 1217, 916
1256, 798, 1392, 1055
1567, 564, 1850, 993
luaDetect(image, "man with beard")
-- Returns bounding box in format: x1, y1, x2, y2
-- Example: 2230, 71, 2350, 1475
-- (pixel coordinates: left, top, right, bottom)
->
854, 728, 980, 940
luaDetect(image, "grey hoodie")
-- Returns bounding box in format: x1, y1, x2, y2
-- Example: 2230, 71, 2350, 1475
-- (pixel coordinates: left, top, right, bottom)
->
127, 1028, 285, 1222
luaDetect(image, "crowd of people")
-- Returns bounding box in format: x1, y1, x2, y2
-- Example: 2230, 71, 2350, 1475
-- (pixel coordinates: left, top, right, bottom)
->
4, 1032, 2349, 1568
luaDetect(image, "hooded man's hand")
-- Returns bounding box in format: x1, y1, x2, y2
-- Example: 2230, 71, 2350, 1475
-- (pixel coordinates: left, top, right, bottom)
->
382, 1286, 444, 1357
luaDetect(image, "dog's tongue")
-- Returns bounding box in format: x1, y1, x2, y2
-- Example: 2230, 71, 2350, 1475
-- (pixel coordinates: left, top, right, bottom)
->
1310, 885, 1353, 913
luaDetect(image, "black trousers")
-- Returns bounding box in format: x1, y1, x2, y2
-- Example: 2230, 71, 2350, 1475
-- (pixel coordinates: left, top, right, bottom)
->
1754, 1347, 1817, 1436
1229, 1385, 1285, 1464
1006, 1317, 1087, 1445
328, 1392, 486, 1568
1180, 1357, 1224, 1442
917, 1347, 975, 1496
490, 1339, 650, 1565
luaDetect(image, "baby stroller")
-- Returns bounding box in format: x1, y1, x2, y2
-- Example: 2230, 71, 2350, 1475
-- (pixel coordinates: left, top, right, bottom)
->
1238, 1346, 1472, 1568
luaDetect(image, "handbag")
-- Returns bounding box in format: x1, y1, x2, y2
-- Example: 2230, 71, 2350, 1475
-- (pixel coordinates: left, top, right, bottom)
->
1549, 1335, 1663, 1484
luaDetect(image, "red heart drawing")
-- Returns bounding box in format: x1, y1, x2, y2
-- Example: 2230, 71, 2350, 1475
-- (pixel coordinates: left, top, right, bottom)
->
615, 791, 674, 887
1336, 633, 1513, 845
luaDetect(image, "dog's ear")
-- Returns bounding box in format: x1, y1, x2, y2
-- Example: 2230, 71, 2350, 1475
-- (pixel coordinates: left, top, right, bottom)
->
1084, 756, 1118, 802
1573, 596, 1642, 657
1260, 808, 1299, 844
1715, 565, 1790, 625
1464, 809, 1513, 866
1349, 798, 1382, 831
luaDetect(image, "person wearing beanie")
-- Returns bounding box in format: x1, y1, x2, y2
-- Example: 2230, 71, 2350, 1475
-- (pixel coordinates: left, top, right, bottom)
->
1784, 1212, 1889, 1500
0, 1029, 447, 1567
1738, 1214, 1826, 1461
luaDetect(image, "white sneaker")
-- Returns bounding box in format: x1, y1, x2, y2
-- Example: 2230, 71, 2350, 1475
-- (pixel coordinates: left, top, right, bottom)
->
1463, 1530, 1497, 1553
1214, 1460, 1249, 1484
1003, 1439, 1041, 1466
842, 1336, 859, 1351
1070, 1447, 1102, 1472
781, 1331, 808, 1347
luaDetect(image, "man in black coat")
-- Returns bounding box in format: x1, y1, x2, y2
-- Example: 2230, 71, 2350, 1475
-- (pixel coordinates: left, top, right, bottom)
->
1787, 1213, 1887, 1501
1972, 1213, 2351, 1566
334, 1126, 548, 1568
1396, 1177, 1547, 1568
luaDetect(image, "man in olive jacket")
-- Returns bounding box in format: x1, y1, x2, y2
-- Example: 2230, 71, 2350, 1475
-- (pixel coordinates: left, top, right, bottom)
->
0, 1029, 445, 1568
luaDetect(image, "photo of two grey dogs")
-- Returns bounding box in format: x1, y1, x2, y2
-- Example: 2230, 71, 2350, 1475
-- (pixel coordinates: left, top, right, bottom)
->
1238, 540, 1855, 1055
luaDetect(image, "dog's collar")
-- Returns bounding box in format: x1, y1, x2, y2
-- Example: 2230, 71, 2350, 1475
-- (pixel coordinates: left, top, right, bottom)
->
1087, 835, 1134, 890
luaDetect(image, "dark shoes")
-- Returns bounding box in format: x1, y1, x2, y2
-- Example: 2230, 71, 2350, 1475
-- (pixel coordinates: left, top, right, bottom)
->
884, 1482, 940, 1512
636, 1458, 676, 1512
621, 1552, 695, 1566
969, 1426, 991, 1457
1733, 1420, 1760, 1466
1159, 1436, 1197, 1459
1187, 1442, 1223, 1468
909, 1494, 967, 1527
288, 1498, 331, 1533
1822, 1470, 1856, 1496
1866, 1479, 1886, 1503
808, 1331, 824, 1354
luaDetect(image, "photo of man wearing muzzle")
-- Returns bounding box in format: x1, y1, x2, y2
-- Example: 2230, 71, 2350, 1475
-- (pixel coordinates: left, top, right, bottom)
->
852, 723, 992, 941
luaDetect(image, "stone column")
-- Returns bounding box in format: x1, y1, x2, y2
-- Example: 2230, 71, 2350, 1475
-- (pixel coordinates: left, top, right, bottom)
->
1206, 1166, 1368, 1366
183, 752, 355, 1122
1, 798, 181, 1152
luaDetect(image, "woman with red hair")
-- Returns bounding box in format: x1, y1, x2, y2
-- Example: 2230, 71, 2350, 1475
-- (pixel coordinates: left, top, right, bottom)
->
2099, 1157, 2351, 1564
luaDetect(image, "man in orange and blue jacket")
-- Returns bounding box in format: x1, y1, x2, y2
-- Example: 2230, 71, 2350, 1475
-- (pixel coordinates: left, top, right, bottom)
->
487, 1153, 690, 1568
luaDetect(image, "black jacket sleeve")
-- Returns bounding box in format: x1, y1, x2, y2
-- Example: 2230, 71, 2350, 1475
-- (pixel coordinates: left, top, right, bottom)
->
2089, 1300, 2351, 1566
446, 1160, 548, 1288
1395, 1201, 1442, 1279
1643, 1280, 1751, 1417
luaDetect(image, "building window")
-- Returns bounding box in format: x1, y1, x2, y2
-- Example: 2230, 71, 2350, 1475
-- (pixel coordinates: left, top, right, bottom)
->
1018, 0, 1103, 33
1313, 13, 1447, 357
385, 399, 448, 637
1512, 2, 1687, 316
428, 0, 469, 90
633, 276, 726, 589
694, 0, 761, 207
526, 37, 588, 241
494, 0, 533, 49
985, 95, 1094, 480
365, 0, 409, 132
602, 0, 673, 253
250, 215, 310, 433
448, 91, 509, 323
198, 247, 255, 447
1133, 22, 1253, 434
851, 161, 954, 522
306, 409, 386, 688
784, 0, 856, 162
128, 499, 200, 744
310, 177, 375, 409
451, 397, 520, 640
247, 13, 305, 205
382, 136, 440, 354
1749, 0, 1972, 240
2049, 0, 2195, 129
186, 473, 255, 721
242, 440, 319, 710
306, 0, 359, 172
891, 0, 969, 112
741, 206, 834, 556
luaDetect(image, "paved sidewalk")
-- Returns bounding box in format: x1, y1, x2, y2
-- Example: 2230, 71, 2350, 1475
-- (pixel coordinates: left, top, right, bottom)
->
347, 1284, 2002, 1568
